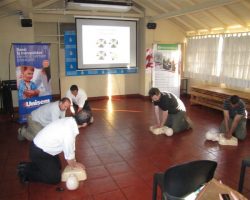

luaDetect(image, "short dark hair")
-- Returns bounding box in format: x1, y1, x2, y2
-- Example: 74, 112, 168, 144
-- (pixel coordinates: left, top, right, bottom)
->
148, 88, 160, 97
230, 95, 240, 105
70, 85, 78, 92
60, 97, 71, 104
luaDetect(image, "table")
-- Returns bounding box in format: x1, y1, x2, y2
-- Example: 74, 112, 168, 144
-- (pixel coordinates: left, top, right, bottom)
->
190, 85, 250, 119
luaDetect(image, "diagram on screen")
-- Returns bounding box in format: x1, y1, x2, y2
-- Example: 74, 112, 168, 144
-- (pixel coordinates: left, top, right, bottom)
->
82, 25, 130, 65
109, 39, 118, 48
96, 51, 107, 60
96, 39, 107, 48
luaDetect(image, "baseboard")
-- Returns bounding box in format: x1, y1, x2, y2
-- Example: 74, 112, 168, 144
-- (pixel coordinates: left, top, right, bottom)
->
11, 94, 150, 111
89, 94, 150, 101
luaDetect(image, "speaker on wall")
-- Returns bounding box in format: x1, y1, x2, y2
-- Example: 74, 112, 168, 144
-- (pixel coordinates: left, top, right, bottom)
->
21, 19, 32, 27
147, 22, 157, 29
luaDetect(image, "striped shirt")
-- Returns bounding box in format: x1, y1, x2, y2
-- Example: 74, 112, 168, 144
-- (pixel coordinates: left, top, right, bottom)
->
223, 98, 246, 118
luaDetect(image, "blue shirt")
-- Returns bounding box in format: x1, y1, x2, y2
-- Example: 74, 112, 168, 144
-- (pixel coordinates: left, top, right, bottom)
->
18, 79, 38, 100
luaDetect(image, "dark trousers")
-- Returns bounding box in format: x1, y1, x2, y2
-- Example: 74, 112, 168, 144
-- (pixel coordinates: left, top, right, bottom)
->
26, 142, 61, 184
165, 111, 189, 133
73, 100, 92, 112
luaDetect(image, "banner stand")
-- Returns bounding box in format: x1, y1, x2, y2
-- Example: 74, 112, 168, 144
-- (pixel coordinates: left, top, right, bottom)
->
152, 43, 181, 97
13, 43, 52, 123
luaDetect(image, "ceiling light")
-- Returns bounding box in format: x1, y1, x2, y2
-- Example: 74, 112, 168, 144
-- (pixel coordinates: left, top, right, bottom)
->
66, 0, 133, 12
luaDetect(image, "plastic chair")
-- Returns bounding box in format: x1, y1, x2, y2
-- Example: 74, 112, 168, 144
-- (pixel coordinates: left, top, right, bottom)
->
152, 160, 217, 200
238, 156, 250, 193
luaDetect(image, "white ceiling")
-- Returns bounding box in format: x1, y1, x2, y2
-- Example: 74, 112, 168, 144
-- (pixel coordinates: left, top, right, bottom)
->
1, 0, 250, 35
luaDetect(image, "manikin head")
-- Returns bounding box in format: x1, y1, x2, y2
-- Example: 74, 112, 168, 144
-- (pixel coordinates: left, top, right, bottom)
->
70, 85, 78, 97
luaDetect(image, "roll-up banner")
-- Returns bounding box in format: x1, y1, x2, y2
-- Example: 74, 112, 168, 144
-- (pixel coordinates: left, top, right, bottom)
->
13, 43, 52, 123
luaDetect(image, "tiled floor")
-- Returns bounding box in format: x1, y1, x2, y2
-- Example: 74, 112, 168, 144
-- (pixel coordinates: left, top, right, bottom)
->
0, 96, 250, 200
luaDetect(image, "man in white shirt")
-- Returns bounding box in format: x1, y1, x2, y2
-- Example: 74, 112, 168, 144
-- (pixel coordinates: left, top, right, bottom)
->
66, 84, 93, 124
18, 97, 71, 141
17, 114, 86, 184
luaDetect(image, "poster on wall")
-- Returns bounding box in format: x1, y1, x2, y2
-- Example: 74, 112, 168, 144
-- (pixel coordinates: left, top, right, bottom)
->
152, 44, 181, 97
13, 43, 52, 123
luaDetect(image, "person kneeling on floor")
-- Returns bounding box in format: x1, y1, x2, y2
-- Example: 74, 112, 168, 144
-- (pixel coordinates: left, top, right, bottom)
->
17, 112, 86, 184
148, 87, 192, 134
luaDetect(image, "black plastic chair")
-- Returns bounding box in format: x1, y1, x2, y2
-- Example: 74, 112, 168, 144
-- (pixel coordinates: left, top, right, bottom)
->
238, 156, 250, 193
152, 160, 217, 200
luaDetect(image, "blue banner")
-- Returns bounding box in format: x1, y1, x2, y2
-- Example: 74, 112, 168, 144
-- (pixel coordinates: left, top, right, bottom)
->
13, 43, 52, 123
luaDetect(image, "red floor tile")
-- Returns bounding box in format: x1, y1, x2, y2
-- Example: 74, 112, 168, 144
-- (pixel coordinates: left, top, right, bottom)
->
86, 176, 119, 194
0, 97, 249, 199
93, 189, 126, 200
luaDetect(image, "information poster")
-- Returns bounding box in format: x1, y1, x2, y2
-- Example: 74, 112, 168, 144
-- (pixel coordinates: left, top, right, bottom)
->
152, 44, 181, 97
13, 43, 52, 123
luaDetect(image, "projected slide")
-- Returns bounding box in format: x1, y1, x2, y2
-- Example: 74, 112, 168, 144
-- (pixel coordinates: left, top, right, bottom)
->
82, 25, 130, 65
76, 18, 137, 69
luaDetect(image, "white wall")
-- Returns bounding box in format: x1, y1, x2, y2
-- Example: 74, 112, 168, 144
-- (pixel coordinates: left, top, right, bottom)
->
0, 15, 34, 80
0, 13, 186, 104
0, 15, 35, 106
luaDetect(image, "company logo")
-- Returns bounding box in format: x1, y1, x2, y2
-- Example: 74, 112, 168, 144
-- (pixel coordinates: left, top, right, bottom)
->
23, 99, 50, 108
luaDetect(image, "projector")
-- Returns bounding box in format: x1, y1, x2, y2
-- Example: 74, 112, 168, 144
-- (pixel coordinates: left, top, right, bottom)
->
66, 0, 133, 12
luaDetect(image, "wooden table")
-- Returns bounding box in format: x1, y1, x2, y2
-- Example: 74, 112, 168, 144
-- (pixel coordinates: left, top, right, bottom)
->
190, 85, 250, 119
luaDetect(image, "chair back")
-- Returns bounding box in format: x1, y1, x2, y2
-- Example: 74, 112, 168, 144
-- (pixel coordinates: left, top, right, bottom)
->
163, 160, 217, 199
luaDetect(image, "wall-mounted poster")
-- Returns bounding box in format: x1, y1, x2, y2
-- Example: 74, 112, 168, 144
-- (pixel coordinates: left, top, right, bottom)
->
13, 43, 52, 123
152, 44, 181, 97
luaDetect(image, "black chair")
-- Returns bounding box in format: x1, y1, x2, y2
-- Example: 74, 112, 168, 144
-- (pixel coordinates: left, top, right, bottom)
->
152, 160, 217, 200
238, 156, 250, 193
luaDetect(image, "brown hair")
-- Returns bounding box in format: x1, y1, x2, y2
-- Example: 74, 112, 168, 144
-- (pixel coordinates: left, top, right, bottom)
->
148, 87, 160, 97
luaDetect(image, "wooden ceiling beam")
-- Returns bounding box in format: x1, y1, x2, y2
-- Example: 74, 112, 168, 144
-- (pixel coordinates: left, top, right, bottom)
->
150, 0, 239, 21
223, 5, 248, 27
0, 0, 17, 7
188, 0, 227, 28
34, 0, 61, 9
167, 0, 210, 31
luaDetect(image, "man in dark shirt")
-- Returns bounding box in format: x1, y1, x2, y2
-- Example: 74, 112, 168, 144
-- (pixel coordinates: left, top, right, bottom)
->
219, 95, 247, 140
148, 87, 192, 134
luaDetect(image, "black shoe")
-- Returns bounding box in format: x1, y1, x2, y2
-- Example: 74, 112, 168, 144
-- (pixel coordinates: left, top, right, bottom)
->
17, 162, 29, 170
17, 169, 29, 184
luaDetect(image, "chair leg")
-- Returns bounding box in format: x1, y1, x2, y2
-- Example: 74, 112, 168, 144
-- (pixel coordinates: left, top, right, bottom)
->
152, 174, 158, 200
238, 160, 246, 193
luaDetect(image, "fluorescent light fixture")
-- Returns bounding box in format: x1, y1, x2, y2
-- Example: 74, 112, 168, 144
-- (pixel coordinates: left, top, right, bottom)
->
227, 24, 242, 29
211, 27, 224, 31
66, 0, 133, 12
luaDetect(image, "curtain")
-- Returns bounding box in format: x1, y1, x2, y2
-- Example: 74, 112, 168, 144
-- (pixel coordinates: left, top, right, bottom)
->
220, 33, 250, 88
185, 35, 220, 83
185, 33, 250, 89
